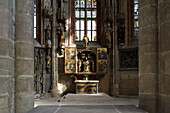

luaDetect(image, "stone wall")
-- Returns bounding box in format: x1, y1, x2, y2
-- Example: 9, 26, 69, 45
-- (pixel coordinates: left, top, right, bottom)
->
119, 70, 138, 95
158, 0, 170, 112
0, 0, 34, 113
139, 0, 158, 112
139, 0, 170, 112
108, 0, 139, 97
0, 0, 15, 112
99, 73, 110, 94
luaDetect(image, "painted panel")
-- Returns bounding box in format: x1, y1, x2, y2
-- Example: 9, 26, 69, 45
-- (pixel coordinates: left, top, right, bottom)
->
65, 60, 76, 73
65, 47, 76, 74
65, 47, 76, 60
97, 48, 107, 73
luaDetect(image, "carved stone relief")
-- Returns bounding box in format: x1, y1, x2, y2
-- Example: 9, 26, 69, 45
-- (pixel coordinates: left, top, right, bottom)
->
34, 48, 52, 95
119, 48, 138, 68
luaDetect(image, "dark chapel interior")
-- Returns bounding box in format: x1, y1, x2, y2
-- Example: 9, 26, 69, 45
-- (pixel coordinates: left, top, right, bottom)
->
0, 0, 170, 113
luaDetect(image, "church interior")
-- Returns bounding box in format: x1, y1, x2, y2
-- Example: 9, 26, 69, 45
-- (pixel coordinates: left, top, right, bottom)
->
0, 0, 170, 113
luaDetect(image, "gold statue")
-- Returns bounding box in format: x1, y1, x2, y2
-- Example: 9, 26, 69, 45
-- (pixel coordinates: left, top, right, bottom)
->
88, 53, 91, 58
83, 57, 90, 72
83, 36, 89, 47
78, 60, 82, 72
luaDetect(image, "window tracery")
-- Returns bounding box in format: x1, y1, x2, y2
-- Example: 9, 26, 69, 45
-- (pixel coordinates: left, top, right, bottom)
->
74, 0, 97, 41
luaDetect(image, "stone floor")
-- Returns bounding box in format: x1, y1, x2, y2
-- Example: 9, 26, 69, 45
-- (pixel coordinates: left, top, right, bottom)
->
28, 93, 147, 113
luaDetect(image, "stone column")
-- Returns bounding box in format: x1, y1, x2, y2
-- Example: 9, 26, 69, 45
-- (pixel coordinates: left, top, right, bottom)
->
110, 0, 120, 96
51, 0, 60, 97
158, 0, 170, 112
0, 0, 15, 113
138, 0, 158, 113
15, 0, 34, 113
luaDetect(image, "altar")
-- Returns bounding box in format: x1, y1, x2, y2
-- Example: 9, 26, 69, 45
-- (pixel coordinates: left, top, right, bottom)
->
65, 47, 108, 94
75, 80, 99, 94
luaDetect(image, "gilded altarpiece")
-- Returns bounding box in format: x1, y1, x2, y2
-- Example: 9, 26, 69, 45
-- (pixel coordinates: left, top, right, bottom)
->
77, 48, 97, 74
65, 47, 107, 74
65, 47, 76, 74
65, 47, 107, 94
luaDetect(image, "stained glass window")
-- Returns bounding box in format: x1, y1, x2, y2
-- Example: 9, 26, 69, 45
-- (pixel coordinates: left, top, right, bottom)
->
92, 20, 96, 30
75, 0, 80, 8
34, 0, 36, 39
80, 10, 85, 18
87, 11, 91, 18
87, 20, 91, 30
92, 10, 96, 18
134, 0, 138, 39
87, 0, 91, 8
92, 0, 97, 8
81, 0, 85, 8
75, 0, 97, 41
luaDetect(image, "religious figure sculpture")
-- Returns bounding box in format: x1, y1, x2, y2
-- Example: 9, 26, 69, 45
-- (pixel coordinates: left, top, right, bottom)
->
105, 23, 113, 46
46, 52, 51, 73
46, 24, 52, 48
83, 36, 89, 47
78, 60, 82, 72
57, 23, 65, 55
60, 23, 65, 45
83, 57, 90, 72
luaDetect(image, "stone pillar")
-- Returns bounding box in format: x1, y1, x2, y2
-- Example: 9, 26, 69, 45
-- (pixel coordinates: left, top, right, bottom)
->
110, 0, 120, 96
15, 0, 34, 113
158, 0, 170, 112
138, 0, 158, 113
0, 0, 15, 113
51, 0, 60, 97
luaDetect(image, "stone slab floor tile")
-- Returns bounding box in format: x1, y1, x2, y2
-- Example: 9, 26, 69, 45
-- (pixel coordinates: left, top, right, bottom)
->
56, 105, 119, 113
114, 105, 148, 113
31, 93, 146, 113
27, 106, 59, 113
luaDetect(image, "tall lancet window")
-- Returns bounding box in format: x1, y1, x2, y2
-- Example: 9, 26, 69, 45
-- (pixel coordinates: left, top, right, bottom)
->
34, 0, 37, 39
134, 0, 138, 39
74, 0, 97, 41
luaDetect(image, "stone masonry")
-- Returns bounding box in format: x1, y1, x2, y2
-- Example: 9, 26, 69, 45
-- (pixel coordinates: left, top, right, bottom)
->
139, 0, 170, 112
0, 0, 34, 113
15, 0, 34, 113
0, 0, 15, 113
139, 0, 159, 112
158, 0, 170, 112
